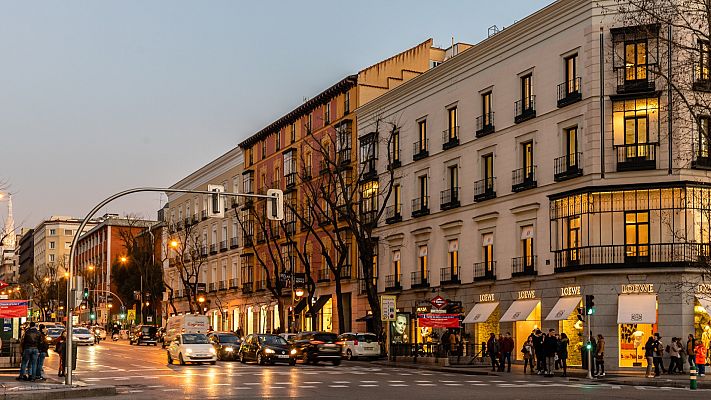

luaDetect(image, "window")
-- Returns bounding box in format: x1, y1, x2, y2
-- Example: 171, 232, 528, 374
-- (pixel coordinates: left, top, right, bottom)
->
521, 74, 533, 109
483, 237, 494, 272
624, 114, 649, 158
275, 130, 281, 151
418, 175, 428, 206
49, 229, 56, 236
324, 102, 330, 124
246, 147, 253, 166
392, 251, 401, 277
699, 116, 711, 158
625, 211, 649, 260
418, 245, 428, 280
447, 107, 457, 139
483, 154, 494, 189
344, 92, 350, 114
418, 120, 427, 150
212, 225, 218, 245
390, 130, 400, 164
49, 241, 56, 250
360, 181, 379, 216
625, 40, 648, 82
261, 140, 267, 159
698, 40, 710, 82
482, 92, 493, 125
290, 122, 296, 143
222, 223, 228, 242
565, 126, 578, 167
49, 254, 55, 262
360, 134, 377, 167
65, 229, 73, 236
522, 141, 534, 180
567, 216, 581, 262
394, 184, 401, 214
243, 172, 254, 194
447, 165, 458, 190
448, 240, 458, 276
521, 226, 534, 268
564, 54, 579, 94
232, 218, 239, 239
307, 113, 312, 132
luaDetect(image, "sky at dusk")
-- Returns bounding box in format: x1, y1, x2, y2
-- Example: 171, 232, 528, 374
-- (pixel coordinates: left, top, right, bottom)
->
0, 0, 553, 230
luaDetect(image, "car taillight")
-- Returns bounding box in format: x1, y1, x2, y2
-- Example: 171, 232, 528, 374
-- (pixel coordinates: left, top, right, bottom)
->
353, 340, 358, 346
310, 340, 324, 345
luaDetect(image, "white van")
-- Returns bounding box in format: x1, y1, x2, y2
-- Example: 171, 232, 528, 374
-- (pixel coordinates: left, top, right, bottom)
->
163, 314, 210, 348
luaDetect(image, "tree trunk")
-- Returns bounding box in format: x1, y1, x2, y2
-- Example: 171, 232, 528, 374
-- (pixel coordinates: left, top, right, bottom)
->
358, 247, 382, 335
334, 275, 345, 334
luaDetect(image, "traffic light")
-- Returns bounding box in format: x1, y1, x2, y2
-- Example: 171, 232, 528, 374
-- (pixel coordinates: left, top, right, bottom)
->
576, 307, 585, 322
585, 295, 595, 315
266, 189, 284, 221
90, 312, 96, 320
82, 288, 89, 300
207, 184, 225, 218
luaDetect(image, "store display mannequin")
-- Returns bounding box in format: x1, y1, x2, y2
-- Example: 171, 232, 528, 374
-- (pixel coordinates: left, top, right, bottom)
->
703, 325, 711, 363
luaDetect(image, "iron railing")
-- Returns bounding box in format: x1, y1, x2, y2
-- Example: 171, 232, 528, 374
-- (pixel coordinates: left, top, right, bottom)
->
410, 271, 429, 288
512, 166, 537, 192
440, 267, 460, 284
385, 274, 402, 290
411, 197, 429, 217
511, 256, 538, 277
615, 144, 657, 171
554, 243, 711, 271
474, 177, 496, 202
385, 204, 402, 224
557, 77, 582, 107
554, 153, 583, 181
473, 261, 496, 281
440, 187, 460, 210
413, 139, 429, 161
514, 96, 536, 123
442, 127, 460, 150
476, 112, 495, 137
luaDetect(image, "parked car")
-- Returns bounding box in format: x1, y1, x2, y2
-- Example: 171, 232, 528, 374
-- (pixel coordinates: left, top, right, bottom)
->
166, 333, 217, 365
208, 331, 242, 361
290, 331, 341, 366
129, 325, 159, 346
163, 315, 210, 347
337, 332, 380, 360
239, 334, 295, 366
279, 333, 297, 342
72, 327, 94, 346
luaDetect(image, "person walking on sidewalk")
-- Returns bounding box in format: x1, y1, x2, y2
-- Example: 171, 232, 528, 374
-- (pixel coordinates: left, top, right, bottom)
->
533, 329, 545, 374
34, 324, 48, 381
522, 336, 535, 374
17, 322, 40, 381
499, 332, 514, 372
668, 337, 682, 374
645, 336, 656, 378
696, 341, 707, 377
56, 332, 67, 377
687, 334, 697, 371
594, 334, 605, 377
543, 329, 558, 377
653, 333, 666, 375
487, 333, 499, 372
558, 333, 569, 377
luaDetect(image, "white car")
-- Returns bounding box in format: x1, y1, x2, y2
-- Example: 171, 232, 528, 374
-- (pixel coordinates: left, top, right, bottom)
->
167, 333, 217, 365
337, 332, 380, 360
72, 327, 95, 346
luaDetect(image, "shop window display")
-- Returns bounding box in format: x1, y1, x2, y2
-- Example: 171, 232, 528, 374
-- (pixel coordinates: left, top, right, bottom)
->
559, 307, 584, 366
474, 308, 500, 352
694, 301, 711, 357
515, 303, 541, 361
619, 323, 654, 367
318, 298, 333, 332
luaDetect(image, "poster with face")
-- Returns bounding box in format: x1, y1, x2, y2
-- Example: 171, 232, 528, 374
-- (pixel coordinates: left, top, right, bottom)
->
390, 313, 410, 344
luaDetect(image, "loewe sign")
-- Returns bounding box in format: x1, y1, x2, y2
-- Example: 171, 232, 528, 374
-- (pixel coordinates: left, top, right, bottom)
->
560, 286, 581, 297
479, 294, 495, 302
518, 290, 536, 300
621, 284, 654, 294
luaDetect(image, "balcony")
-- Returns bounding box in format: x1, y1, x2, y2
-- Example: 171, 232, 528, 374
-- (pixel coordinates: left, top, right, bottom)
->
242, 281, 253, 294
285, 221, 296, 236
229, 278, 238, 289
554, 153, 583, 181
360, 159, 378, 182
230, 237, 239, 249
320, 160, 330, 175
473, 261, 496, 281
302, 165, 313, 181
317, 269, 330, 283
338, 265, 352, 280
511, 256, 537, 278
557, 77, 582, 108
410, 271, 429, 289
511, 167, 537, 192
440, 267, 460, 285
514, 96, 536, 123
219, 241, 227, 252
554, 243, 711, 272
361, 210, 378, 227
385, 204, 402, 224
176, 221, 183, 231
256, 230, 266, 244
615, 144, 657, 171
692, 150, 711, 170
385, 274, 402, 291
413, 139, 429, 161
337, 147, 352, 166
208, 282, 216, 292
184, 218, 191, 228
191, 214, 199, 224
218, 280, 227, 290
243, 235, 254, 248
411, 197, 429, 218
389, 149, 401, 170
615, 68, 656, 94
242, 196, 254, 209
285, 172, 297, 190
440, 187, 460, 210
442, 127, 459, 150
476, 112, 495, 137
200, 246, 208, 257
210, 244, 218, 255
255, 279, 266, 291
474, 178, 496, 202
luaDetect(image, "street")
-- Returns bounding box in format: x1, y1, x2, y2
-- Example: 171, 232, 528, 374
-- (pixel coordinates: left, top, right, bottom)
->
40, 340, 710, 399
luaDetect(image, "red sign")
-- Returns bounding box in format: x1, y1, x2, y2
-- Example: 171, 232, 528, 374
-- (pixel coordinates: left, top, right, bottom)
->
430, 295, 448, 309
0, 300, 29, 318
417, 313, 460, 328
0, 281, 9, 290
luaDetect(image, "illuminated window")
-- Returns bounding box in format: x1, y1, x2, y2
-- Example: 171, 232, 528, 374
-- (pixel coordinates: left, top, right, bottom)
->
699, 116, 710, 158
625, 211, 649, 260
567, 216, 581, 262
625, 40, 648, 81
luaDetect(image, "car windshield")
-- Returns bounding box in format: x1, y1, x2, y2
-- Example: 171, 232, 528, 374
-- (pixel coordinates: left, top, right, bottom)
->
47, 328, 64, 336
218, 334, 239, 343
357, 334, 377, 343
73, 328, 90, 335
259, 335, 287, 346
141, 326, 157, 335
182, 334, 209, 344
314, 333, 338, 343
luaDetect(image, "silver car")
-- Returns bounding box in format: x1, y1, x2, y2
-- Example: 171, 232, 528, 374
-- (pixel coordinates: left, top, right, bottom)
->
73, 327, 94, 345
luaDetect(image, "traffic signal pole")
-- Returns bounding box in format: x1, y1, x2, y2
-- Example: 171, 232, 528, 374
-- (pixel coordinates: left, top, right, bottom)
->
64, 186, 282, 386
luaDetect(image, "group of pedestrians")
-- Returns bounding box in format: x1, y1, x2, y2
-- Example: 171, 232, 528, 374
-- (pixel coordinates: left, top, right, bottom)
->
645, 333, 707, 377
16, 322, 50, 382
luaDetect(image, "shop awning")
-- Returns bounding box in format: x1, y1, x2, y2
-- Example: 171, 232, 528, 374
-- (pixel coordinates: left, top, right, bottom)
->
500, 300, 539, 322
696, 296, 711, 315
293, 298, 307, 314
463, 302, 499, 324
307, 295, 332, 316
545, 296, 582, 321
617, 294, 657, 324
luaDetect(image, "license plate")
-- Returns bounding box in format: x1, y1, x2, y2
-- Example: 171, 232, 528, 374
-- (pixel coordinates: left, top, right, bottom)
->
195, 354, 209, 357
324, 344, 336, 347
277, 355, 289, 358
364, 347, 373, 350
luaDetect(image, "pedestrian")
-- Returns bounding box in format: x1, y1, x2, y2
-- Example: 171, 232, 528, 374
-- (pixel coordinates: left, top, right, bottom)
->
17, 322, 40, 381
449, 330, 458, 356
687, 334, 697, 370
56, 332, 67, 377
644, 336, 656, 378
486, 333, 499, 372
543, 329, 558, 377
522, 336, 535, 374
696, 341, 707, 377
653, 333, 665, 375
532, 329, 545, 374
668, 337, 682, 374
500, 332, 514, 372
558, 333, 569, 377
594, 334, 605, 377
34, 324, 48, 381
588, 334, 597, 374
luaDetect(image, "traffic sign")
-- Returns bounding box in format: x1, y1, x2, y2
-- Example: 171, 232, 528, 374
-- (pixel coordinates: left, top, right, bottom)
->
430, 295, 448, 310
381, 295, 397, 321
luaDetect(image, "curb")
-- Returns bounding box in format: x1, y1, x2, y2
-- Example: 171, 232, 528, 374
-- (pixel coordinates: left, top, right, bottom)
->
372, 361, 498, 376
599, 378, 711, 390
1, 385, 116, 400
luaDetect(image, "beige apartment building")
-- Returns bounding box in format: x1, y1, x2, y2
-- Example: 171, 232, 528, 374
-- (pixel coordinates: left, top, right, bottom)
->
33, 216, 97, 278
358, 0, 711, 369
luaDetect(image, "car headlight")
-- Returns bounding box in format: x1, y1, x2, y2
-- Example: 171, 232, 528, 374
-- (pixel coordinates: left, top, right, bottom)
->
225, 347, 234, 352
185, 348, 193, 354
290, 349, 297, 355
264, 348, 275, 354
209, 347, 216, 354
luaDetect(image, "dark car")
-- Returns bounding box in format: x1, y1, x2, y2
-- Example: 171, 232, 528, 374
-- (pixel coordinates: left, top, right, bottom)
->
291, 331, 341, 366
129, 325, 159, 346
239, 334, 295, 365
208, 332, 242, 361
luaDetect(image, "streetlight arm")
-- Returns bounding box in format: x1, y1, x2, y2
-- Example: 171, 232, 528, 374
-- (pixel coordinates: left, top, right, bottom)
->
86, 289, 125, 308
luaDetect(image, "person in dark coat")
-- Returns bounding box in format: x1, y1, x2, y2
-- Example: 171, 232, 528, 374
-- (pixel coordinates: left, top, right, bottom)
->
56, 332, 67, 377
486, 333, 499, 372
558, 333, 570, 377
543, 329, 559, 376
532, 329, 545, 374
499, 332, 514, 372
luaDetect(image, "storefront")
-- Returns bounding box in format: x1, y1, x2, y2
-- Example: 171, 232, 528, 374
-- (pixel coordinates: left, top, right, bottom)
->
232, 307, 240, 332
617, 284, 657, 368
463, 293, 500, 348
246, 306, 254, 335
500, 290, 540, 361
545, 286, 583, 366
695, 284, 711, 354
310, 295, 333, 332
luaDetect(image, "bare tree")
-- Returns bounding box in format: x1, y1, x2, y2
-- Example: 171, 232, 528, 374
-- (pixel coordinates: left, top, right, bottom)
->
164, 217, 209, 314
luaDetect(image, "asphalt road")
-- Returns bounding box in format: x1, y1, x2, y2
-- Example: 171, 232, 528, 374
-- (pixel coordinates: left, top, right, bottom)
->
43, 340, 711, 399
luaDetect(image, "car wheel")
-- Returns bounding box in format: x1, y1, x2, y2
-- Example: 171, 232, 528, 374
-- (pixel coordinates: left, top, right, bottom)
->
240, 352, 246, 364
257, 353, 264, 366
332, 359, 341, 366
346, 349, 354, 361
179, 353, 186, 366
210, 361, 216, 365
167, 352, 173, 365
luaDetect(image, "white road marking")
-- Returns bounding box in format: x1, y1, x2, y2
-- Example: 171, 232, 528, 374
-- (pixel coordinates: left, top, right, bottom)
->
329, 385, 348, 388
303, 381, 322, 384
417, 383, 437, 386
389, 384, 408, 387
359, 384, 379, 387
298, 385, 316, 389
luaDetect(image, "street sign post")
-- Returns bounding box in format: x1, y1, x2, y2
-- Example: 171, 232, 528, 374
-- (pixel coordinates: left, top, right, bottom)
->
381, 295, 397, 321
430, 295, 448, 310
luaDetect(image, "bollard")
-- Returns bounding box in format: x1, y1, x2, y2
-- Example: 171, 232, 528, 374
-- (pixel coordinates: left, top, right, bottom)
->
690, 366, 697, 390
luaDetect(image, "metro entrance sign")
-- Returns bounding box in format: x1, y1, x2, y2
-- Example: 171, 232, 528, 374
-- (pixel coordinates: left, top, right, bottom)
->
430, 295, 448, 310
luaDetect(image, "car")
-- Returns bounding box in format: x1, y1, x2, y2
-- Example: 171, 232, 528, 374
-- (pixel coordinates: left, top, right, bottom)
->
208, 331, 242, 361
129, 325, 159, 346
72, 327, 94, 345
46, 327, 65, 346
337, 332, 381, 360
279, 333, 297, 342
92, 326, 107, 342
290, 331, 341, 366
166, 333, 217, 365
239, 334, 295, 366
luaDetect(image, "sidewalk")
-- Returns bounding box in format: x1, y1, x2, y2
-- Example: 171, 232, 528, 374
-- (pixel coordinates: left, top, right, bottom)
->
372, 358, 711, 389
0, 369, 115, 400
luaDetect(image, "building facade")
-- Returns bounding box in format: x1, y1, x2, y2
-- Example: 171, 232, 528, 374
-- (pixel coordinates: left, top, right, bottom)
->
357, 0, 711, 369
18, 228, 34, 284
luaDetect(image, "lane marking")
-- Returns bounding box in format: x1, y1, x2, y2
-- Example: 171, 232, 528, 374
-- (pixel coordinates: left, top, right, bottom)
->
359, 384, 378, 387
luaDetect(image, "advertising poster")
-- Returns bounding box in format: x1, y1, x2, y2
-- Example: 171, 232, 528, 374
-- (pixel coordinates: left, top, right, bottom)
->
0, 300, 29, 318
390, 313, 410, 344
